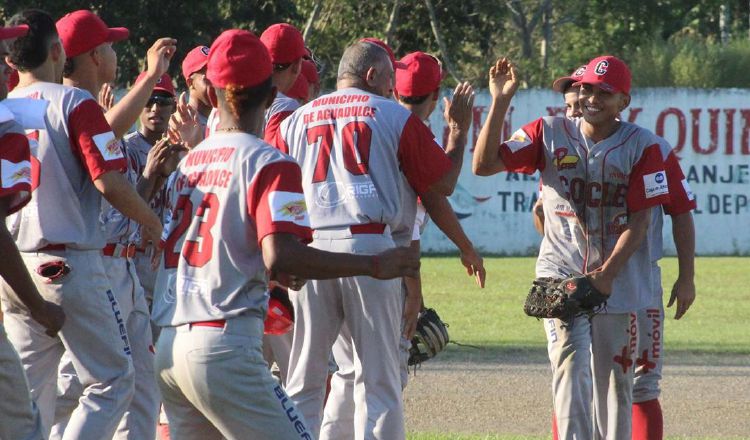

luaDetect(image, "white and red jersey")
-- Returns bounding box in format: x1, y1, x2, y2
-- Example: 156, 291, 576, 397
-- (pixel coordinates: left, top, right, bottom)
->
273, 87, 451, 231
0, 102, 32, 214
501, 116, 670, 312
205, 107, 220, 139
263, 92, 299, 144
7, 83, 126, 251
152, 132, 311, 326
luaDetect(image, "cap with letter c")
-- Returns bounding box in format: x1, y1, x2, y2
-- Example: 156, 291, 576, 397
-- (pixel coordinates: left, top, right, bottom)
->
182, 46, 210, 82
135, 71, 175, 97
206, 29, 272, 89
551, 64, 587, 93
56, 10, 129, 58
575, 55, 631, 95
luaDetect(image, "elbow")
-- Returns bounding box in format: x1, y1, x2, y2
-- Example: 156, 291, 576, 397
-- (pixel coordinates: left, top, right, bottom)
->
430, 180, 453, 197
472, 161, 492, 176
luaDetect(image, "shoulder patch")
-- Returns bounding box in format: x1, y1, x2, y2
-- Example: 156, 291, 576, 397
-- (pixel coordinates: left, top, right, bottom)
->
268, 191, 311, 227
504, 128, 532, 153
92, 132, 125, 161
1, 158, 32, 189
643, 171, 669, 199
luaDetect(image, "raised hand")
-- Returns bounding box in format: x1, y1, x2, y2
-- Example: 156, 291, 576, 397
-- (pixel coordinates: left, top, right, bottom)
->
443, 81, 475, 132
169, 92, 203, 148
488, 58, 519, 100
146, 37, 178, 79
98, 83, 115, 111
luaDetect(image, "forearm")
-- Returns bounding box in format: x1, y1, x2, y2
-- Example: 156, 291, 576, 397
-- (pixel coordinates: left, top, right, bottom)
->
532, 200, 545, 236
404, 239, 423, 302
671, 212, 695, 280
95, 171, 161, 229
0, 225, 46, 312
472, 97, 510, 176
136, 172, 166, 202
436, 128, 468, 195
105, 75, 159, 138
599, 208, 651, 278
420, 189, 473, 252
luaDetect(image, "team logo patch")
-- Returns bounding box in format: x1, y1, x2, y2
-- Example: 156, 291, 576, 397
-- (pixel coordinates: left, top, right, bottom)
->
552, 148, 579, 170
504, 128, 532, 153
573, 66, 587, 77
200, 46, 210, 56
269, 191, 311, 227
643, 171, 669, 199
595, 60, 609, 75
1, 159, 32, 188
92, 131, 124, 161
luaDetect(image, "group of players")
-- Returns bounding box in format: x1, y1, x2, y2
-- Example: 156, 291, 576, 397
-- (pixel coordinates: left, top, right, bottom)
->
0, 6, 695, 440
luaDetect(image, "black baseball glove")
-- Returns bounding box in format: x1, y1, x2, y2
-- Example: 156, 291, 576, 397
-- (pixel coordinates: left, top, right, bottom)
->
523, 276, 608, 321
408, 308, 450, 366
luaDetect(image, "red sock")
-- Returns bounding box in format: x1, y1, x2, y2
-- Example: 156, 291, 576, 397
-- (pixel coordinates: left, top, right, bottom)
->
157, 423, 171, 440
632, 399, 663, 440
552, 412, 559, 440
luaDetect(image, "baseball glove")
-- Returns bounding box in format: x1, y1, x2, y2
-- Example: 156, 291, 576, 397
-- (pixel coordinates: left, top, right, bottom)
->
408, 308, 450, 366
523, 276, 608, 321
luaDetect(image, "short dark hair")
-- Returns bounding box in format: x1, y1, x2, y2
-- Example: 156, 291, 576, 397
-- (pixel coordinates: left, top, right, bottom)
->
62, 57, 76, 78
222, 76, 274, 120
7, 9, 59, 72
273, 62, 293, 72
399, 94, 430, 105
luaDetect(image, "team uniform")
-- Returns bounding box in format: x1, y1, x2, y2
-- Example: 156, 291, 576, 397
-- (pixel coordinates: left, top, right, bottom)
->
50, 130, 160, 440
151, 131, 313, 439
0, 101, 45, 440
0, 83, 135, 439
498, 116, 670, 439
274, 87, 451, 439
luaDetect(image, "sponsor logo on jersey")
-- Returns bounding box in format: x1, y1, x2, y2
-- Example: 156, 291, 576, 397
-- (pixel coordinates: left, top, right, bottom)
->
681, 178, 695, 201
315, 181, 378, 208
273, 384, 313, 439
504, 128, 532, 153
269, 191, 311, 227
176, 275, 209, 299
1, 159, 32, 188
93, 131, 125, 161
643, 171, 669, 199
552, 148, 579, 170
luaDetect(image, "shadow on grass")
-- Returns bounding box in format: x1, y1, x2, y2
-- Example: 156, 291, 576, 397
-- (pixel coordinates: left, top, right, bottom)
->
437, 344, 750, 367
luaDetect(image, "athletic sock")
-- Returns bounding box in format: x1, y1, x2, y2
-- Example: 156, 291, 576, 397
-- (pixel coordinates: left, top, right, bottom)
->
552, 412, 559, 440
632, 398, 663, 440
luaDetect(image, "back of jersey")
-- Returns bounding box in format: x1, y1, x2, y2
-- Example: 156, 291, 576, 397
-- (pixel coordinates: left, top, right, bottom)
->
276, 87, 449, 230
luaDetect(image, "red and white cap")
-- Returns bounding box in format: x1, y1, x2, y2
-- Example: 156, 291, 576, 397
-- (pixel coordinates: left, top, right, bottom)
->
360, 37, 406, 70
135, 71, 175, 97
286, 73, 309, 102
395, 51, 443, 97
181, 45, 210, 81
260, 23, 306, 65
301, 59, 319, 85
207, 29, 272, 89
551, 64, 587, 93
0, 24, 28, 40
56, 10, 129, 58
575, 55, 631, 95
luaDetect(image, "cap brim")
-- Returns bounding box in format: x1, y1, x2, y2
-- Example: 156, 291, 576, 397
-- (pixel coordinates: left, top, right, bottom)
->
394, 61, 407, 70
552, 76, 574, 93
0, 25, 29, 40
106, 27, 130, 43
573, 79, 623, 94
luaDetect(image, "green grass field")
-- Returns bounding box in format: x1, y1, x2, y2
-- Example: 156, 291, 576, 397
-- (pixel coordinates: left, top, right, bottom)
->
418, 256, 750, 354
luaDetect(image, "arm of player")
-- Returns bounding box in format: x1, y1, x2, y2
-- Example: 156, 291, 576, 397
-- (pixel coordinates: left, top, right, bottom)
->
105, 38, 177, 138
403, 239, 423, 339
435, 82, 475, 195
668, 212, 696, 319
95, 171, 163, 246
587, 207, 651, 295
420, 188, 486, 287
532, 197, 544, 236
136, 138, 185, 202
472, 58, 519, 176
261, 233, 419, 280
0, 199, 65, 337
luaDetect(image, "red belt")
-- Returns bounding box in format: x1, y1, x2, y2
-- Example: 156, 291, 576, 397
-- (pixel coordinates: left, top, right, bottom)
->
102, 243, 137, 258
349, 223, 387, 234
190, 320, 226, 328
39, 244, 67, 251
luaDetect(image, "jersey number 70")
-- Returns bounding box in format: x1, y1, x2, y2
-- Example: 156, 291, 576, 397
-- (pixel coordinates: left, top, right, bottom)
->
307, 121, 372, 182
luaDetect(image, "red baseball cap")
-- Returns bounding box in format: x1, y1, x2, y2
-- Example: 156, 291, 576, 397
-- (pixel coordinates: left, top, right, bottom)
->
551, 65, 587, 93
0, 25, 28, 40
206, 29, 272, 89
360, 38, 406, 70
56, 10, 129, 58
286, 73, 309, 102
301, 59, 319, 85
135, 72, 175, 97
181, 45, 210, 82
395, 51, 443, 97
575, 55, 631, 95
260, 23, 306, 65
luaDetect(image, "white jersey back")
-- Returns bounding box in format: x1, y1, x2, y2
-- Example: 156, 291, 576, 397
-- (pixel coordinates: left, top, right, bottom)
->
0, 102, 32, 214
7, 83, 126, 251
152, 132, 311, 326
274, 87, 450, 230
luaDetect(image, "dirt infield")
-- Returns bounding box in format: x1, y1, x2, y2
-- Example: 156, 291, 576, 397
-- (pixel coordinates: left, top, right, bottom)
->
403, 348, 750, 438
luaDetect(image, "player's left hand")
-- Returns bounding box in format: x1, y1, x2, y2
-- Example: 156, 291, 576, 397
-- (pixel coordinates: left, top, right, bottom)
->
169, 92, 203, 149
667, 276, 695, 319
271, 271, 307, 291
402, 284, 422, 340
443, 81, 475, 133
586, 268, 614, 296
459, 246, 485, 288
372, 247, 420, 279
146, 37, 178, 79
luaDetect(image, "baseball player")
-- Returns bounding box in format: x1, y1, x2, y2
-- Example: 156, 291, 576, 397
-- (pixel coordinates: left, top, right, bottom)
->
287, 72, 310, 104
474, 56, 671, 439
301, 58, 321, 101
273, 39, 482, 440
150, 29, 418, 439
167, 45, 211, 150
0, 23, 66, 440
537, 65, 697, 440
1, 10, 165, 439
